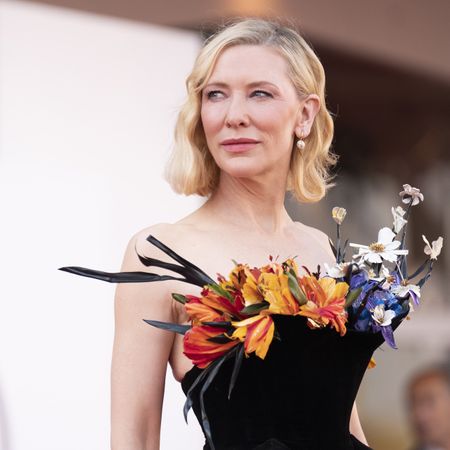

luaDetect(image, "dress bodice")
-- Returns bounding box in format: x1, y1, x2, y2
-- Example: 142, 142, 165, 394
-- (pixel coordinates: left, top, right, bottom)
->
181, 314, 396, 450
58, 231, 419, 450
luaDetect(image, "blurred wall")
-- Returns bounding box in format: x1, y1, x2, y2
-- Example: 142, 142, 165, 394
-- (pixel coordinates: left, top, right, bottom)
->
0, 1, 204, 449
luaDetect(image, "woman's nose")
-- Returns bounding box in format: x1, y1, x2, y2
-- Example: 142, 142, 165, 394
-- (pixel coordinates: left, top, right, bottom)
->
225, 95, 249, 128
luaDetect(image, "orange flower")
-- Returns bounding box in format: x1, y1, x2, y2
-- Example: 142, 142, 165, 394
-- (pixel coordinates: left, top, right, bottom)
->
183, 258, 350, 369
184, 295, 224, 324
220, 264, 251, 291
259, 272, 300, 315
297, 276, 349, 335
229, 314, 275, 359
241, 267, 265, 306
199, 287, 245, 319
183, 324, 240, 369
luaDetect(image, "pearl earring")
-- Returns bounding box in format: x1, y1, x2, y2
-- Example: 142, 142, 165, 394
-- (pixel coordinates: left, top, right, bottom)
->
296, 130, 306, 150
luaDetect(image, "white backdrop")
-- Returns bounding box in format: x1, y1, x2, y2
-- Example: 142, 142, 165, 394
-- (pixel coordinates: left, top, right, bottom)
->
0, 1, 204, 449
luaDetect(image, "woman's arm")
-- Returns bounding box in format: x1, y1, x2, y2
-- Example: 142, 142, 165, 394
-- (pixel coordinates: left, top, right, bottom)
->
111, 227, 175, 450
350, 402, 369, 445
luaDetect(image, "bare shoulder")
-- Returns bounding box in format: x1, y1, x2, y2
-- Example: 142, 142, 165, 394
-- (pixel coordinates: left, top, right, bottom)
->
123, 221, 195, 269
119, 221, 203, 320
130, 222, 180, 250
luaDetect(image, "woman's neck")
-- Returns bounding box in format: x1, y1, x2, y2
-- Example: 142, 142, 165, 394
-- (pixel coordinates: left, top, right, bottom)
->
199, 171, 294, 237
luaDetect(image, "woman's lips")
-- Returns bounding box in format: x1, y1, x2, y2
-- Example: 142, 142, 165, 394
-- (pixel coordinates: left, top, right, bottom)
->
221, 142, 259, 152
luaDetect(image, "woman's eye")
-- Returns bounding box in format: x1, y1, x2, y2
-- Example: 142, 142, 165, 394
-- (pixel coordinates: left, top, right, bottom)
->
252, 90, 272, 98
204, 89, 272, 100
205, 90, 223, 99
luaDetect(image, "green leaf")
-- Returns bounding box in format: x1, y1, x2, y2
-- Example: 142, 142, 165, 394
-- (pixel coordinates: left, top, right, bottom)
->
287, 271, 307, 305
287, 271, 299, 295
240, 301, 269, 315
171, 293, 187, 304
345, 288, 362, 309
207, 283, 234, 302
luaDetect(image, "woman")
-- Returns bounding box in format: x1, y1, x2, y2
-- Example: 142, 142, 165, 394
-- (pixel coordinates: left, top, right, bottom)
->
111, 18, 370, 449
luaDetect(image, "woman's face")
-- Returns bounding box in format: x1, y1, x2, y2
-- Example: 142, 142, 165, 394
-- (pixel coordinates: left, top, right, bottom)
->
200, 44, 312, 181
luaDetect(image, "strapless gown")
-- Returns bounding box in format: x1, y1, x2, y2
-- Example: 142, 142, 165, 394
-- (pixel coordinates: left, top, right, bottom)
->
58, 234, 409, 450
180, 313, 401, 450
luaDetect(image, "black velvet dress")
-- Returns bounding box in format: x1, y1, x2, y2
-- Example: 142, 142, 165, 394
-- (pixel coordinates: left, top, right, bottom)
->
181, 313, 398, 450
58, 234, 408, 450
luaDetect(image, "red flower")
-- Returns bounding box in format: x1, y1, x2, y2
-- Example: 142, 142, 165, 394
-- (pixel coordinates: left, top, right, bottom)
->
183, 324, 240, 369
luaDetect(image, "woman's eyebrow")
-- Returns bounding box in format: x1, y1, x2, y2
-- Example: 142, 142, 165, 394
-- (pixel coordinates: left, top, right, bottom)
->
204, 80, 279, 89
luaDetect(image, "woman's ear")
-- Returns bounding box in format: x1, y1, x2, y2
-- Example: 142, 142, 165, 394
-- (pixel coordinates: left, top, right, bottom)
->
294, 94, 321, 138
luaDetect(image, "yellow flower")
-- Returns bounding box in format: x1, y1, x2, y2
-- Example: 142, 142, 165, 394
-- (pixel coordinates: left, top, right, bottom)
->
221, 263, 251, 291
229, 314, 275, 360
297, 276, 349, 335
241, 267, 265, 306
259, 272, 300, 315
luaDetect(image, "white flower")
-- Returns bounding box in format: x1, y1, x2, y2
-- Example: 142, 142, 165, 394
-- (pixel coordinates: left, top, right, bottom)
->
332, 207, 347, 225
349, 227, 409, 264
391, 282, 421, 299
370, 265, 395, 289
324, 262, 349, 278
422, 235, 444, 260
371, 304, 396, 326
399, 184, 424, 206
392, 206, 407, 233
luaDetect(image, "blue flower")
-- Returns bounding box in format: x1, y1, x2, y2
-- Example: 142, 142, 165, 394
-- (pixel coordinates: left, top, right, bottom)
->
349, 269, 368, 290
354, 307, 371, 331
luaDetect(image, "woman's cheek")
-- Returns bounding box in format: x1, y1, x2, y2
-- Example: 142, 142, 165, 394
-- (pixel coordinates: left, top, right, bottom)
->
202, 106, 224, 133
250, 105, 283, 127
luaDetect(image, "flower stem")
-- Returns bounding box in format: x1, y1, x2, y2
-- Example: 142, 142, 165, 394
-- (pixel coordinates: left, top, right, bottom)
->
336, 223, 341, 263
399, 201, 413, 277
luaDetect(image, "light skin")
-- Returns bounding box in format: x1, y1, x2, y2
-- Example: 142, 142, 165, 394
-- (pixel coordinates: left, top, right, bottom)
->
408, 374, 450, 449
111, 44, 368, 449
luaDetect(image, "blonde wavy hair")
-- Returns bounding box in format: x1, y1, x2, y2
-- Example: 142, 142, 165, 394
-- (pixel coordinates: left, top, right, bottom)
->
163, 17, 338, 203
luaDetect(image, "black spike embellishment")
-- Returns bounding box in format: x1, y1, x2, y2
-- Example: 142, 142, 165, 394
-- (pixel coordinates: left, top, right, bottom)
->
58, 234, 216, 287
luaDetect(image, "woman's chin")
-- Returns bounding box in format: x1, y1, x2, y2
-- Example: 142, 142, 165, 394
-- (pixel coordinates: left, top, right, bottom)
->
219, 165, 265, 179
216, 158, 268, 177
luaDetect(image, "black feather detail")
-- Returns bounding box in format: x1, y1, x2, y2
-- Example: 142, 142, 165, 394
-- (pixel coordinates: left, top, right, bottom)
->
199, 347, 239, 450
143, 319, 191, 335
142, 235, 216, 287
58, 266, 183, 284
228, 344, 244, 400
200, 321, 233, 328
59, 233, 216, 288
206, 334, 234, 344
183, 365, 211, 423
